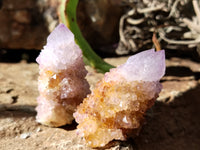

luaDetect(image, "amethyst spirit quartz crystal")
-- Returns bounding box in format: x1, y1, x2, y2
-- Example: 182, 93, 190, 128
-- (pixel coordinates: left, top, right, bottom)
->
35, 24, 90, 127
74, 49, 165, 147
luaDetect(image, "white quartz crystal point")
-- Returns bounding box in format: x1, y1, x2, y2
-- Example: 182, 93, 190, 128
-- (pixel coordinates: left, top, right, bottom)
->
105, 49, 165, 82
36, 23, 82, 72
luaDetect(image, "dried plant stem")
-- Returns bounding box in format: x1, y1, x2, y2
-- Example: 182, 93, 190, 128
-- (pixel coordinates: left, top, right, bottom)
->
193, 0, 200, 23
117, 0, 200, 54
137, 3, 165, 14
182, 18, 200, 33
119, 14, 128, 47
168, 0, 181, 18
127, 18, 144, 25
158, 29, 200, 45
152, 33, 161, 51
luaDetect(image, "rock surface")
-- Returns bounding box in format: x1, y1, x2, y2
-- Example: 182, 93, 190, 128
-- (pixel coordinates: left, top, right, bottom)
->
0, 57, 200, 149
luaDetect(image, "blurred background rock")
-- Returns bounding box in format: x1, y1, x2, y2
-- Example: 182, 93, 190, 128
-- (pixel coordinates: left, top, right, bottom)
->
0, 0, 200, 60
0, 0, 50, 50
0, 0, 124, 58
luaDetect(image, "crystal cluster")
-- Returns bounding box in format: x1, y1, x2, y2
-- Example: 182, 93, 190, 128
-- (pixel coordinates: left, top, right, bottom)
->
74, 49, 165, 147
36, 24, 90, 127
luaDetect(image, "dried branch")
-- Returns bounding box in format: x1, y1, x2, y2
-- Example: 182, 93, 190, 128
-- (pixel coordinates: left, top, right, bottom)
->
182, 18, 200, 33
193, 0, 200, 23
152, 32, 161, 51
116, 0, 200, 55
168, 0, 181, 18
158, 28, 200, 45
137, 3, 165, 14
127, 18, 144, 25
119, 15, 128, 47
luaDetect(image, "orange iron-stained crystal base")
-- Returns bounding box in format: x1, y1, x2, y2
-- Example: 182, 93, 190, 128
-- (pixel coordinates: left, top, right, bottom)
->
74, 49, 165, 147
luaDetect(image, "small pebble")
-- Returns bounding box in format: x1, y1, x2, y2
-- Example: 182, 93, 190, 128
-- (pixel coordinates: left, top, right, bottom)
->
20, 133, 31, 139
36, 127, 41, 132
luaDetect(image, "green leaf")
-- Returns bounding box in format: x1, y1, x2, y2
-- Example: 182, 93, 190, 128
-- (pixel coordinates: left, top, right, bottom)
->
59, 0, 115, 73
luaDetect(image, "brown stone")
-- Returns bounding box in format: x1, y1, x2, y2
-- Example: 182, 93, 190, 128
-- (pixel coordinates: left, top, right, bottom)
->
0, 0, 58, 50
0, 0, 122, 55
13, 10, 31, 24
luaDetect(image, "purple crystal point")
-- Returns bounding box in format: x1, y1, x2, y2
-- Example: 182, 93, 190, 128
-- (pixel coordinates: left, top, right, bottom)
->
105, 49, 165, 82
36, 24, 90, 127
36, 23, 81, 72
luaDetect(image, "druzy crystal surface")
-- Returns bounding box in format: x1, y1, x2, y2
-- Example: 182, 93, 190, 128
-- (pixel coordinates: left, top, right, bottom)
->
36, 24, 90, 127
74, 49, 165, 147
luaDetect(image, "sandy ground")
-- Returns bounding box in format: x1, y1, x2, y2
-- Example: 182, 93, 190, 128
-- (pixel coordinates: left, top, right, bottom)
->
0, 57, 200, 150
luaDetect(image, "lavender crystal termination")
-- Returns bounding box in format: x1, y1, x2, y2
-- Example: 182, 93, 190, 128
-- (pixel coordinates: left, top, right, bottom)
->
36, 24, 90, 127
105, 49, 165, 82
74, 49, 165, 147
